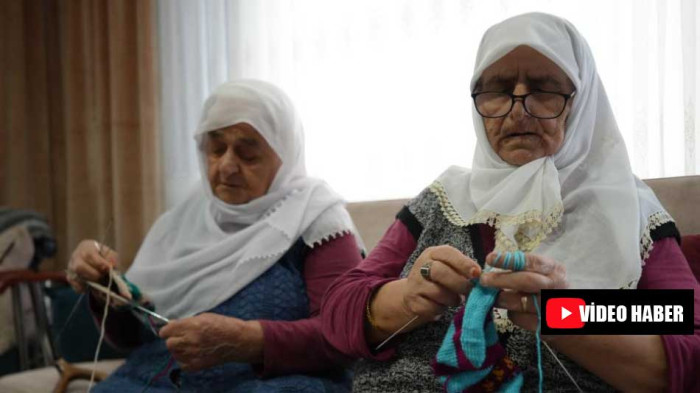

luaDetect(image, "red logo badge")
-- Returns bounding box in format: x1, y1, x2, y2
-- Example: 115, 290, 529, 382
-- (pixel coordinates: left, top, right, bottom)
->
546, 298, 585, 329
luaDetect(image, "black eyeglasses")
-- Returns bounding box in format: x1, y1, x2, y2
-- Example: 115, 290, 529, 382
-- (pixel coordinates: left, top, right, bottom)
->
471, 90, 576, 119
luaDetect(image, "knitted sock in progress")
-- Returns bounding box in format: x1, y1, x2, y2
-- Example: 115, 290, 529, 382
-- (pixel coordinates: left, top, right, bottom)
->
432, 251, 538, 393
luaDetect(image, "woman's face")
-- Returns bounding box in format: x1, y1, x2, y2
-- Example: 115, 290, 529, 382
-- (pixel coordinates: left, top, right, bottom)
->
204, 123, 281, 205
475, 46, 575, 166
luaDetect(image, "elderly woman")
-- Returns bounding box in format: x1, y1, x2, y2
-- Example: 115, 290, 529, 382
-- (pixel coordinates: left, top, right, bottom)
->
322, 13, 699, 393
67, 80, 362, 392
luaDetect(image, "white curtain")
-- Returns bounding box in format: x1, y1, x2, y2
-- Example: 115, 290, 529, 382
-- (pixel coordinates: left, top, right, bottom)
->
158, 0, 700, 206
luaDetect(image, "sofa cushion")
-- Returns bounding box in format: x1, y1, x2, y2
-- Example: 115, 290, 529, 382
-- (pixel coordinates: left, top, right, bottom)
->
347, 199, 408, 252
644, 176, 700, 236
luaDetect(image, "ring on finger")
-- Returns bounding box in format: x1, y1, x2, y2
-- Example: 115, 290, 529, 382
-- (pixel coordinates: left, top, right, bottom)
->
420, 261, 433, 282
65, 269, 80, 281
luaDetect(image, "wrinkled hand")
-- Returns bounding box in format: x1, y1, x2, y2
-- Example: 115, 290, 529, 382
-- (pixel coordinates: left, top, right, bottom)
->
159, 313, 264, 371
480, 251, 568, 331
66, 239, 119, 293
403, 245, 482, 321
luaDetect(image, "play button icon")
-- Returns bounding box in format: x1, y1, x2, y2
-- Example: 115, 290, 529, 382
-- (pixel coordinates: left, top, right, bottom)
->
546, 298, 585, 329
561, 307, 572, 320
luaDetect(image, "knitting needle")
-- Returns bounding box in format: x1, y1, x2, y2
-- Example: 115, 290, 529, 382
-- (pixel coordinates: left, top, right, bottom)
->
374, 264, 487, 351
375, 315, 418, 351
374, 254, 509, 352
88, 221, 114, 393
94, 220, 114, 259
86, 281, 170, 324
542, 341, 584, 392
54, 293, 85, 344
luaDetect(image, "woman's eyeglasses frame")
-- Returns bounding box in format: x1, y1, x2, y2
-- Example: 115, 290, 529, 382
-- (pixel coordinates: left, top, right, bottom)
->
471, 90, 576, 119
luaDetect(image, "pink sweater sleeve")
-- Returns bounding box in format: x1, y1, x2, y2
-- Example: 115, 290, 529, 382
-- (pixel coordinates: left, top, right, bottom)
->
257, 232, 362, 376
637, 237, 700, 393
321, 219, 417, 360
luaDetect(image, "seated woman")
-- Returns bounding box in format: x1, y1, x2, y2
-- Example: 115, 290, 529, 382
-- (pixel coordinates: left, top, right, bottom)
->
322, 13, 700, 393
67, 80, 363, 392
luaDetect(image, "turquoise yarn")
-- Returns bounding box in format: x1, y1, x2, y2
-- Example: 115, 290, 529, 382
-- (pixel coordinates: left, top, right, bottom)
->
533, 293, 543, 393
503, 251, 543, 393
500, 251, 542, 392
432, 250, 544, 392
507, 251, 543, 393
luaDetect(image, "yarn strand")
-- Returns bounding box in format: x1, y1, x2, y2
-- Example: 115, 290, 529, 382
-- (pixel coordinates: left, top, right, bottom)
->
87, 265, 113, 392
533, 294, 543, 393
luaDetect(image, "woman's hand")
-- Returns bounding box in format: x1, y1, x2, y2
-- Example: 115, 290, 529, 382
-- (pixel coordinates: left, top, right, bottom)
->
66, 240, 119, 293
159, 313, 264, 371
403, 245, 482, 322
480, 251, 568, 331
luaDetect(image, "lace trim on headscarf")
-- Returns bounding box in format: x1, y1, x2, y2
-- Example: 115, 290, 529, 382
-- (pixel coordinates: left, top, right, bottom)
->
429, 181, 564, 252
305, 229, 354, 249
260, 189, 299, 220
640, 211, 675, 263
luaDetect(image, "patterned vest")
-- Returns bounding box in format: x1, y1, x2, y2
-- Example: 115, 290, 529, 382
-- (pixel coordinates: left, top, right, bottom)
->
97, 239, 351, 393
352, 188, 615, 393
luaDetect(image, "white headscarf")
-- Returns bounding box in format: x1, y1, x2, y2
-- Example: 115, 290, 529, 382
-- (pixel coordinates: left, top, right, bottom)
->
432, 13, 672, 289
127, 80, 362, 318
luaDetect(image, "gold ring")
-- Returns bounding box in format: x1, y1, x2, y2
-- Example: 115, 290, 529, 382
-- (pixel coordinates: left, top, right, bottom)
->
520, 296, 528, 312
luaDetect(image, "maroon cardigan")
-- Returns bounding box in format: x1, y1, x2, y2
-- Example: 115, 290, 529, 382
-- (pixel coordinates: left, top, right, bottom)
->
322, 219, 700, 392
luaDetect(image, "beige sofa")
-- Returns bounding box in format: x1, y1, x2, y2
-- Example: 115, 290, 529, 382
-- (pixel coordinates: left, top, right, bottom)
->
348, 175, 700, 251
1, 175, 697, 392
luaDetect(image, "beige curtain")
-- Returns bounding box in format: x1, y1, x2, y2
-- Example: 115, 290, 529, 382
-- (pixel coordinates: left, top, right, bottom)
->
1, 0, 161, 271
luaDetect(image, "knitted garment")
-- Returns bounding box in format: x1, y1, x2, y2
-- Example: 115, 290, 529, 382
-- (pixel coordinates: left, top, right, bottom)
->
432, 252, 527, 393
433, 287, 523, 393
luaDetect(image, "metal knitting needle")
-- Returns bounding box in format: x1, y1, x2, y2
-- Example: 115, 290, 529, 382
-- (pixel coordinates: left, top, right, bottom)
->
374, 256, 496, 352
543, 341, 584, 393
86, 281, 170, 324
94, 219, 114, 259
374, 264, 486, 351
375, 315, 418, 351
54, 293, 86, 344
